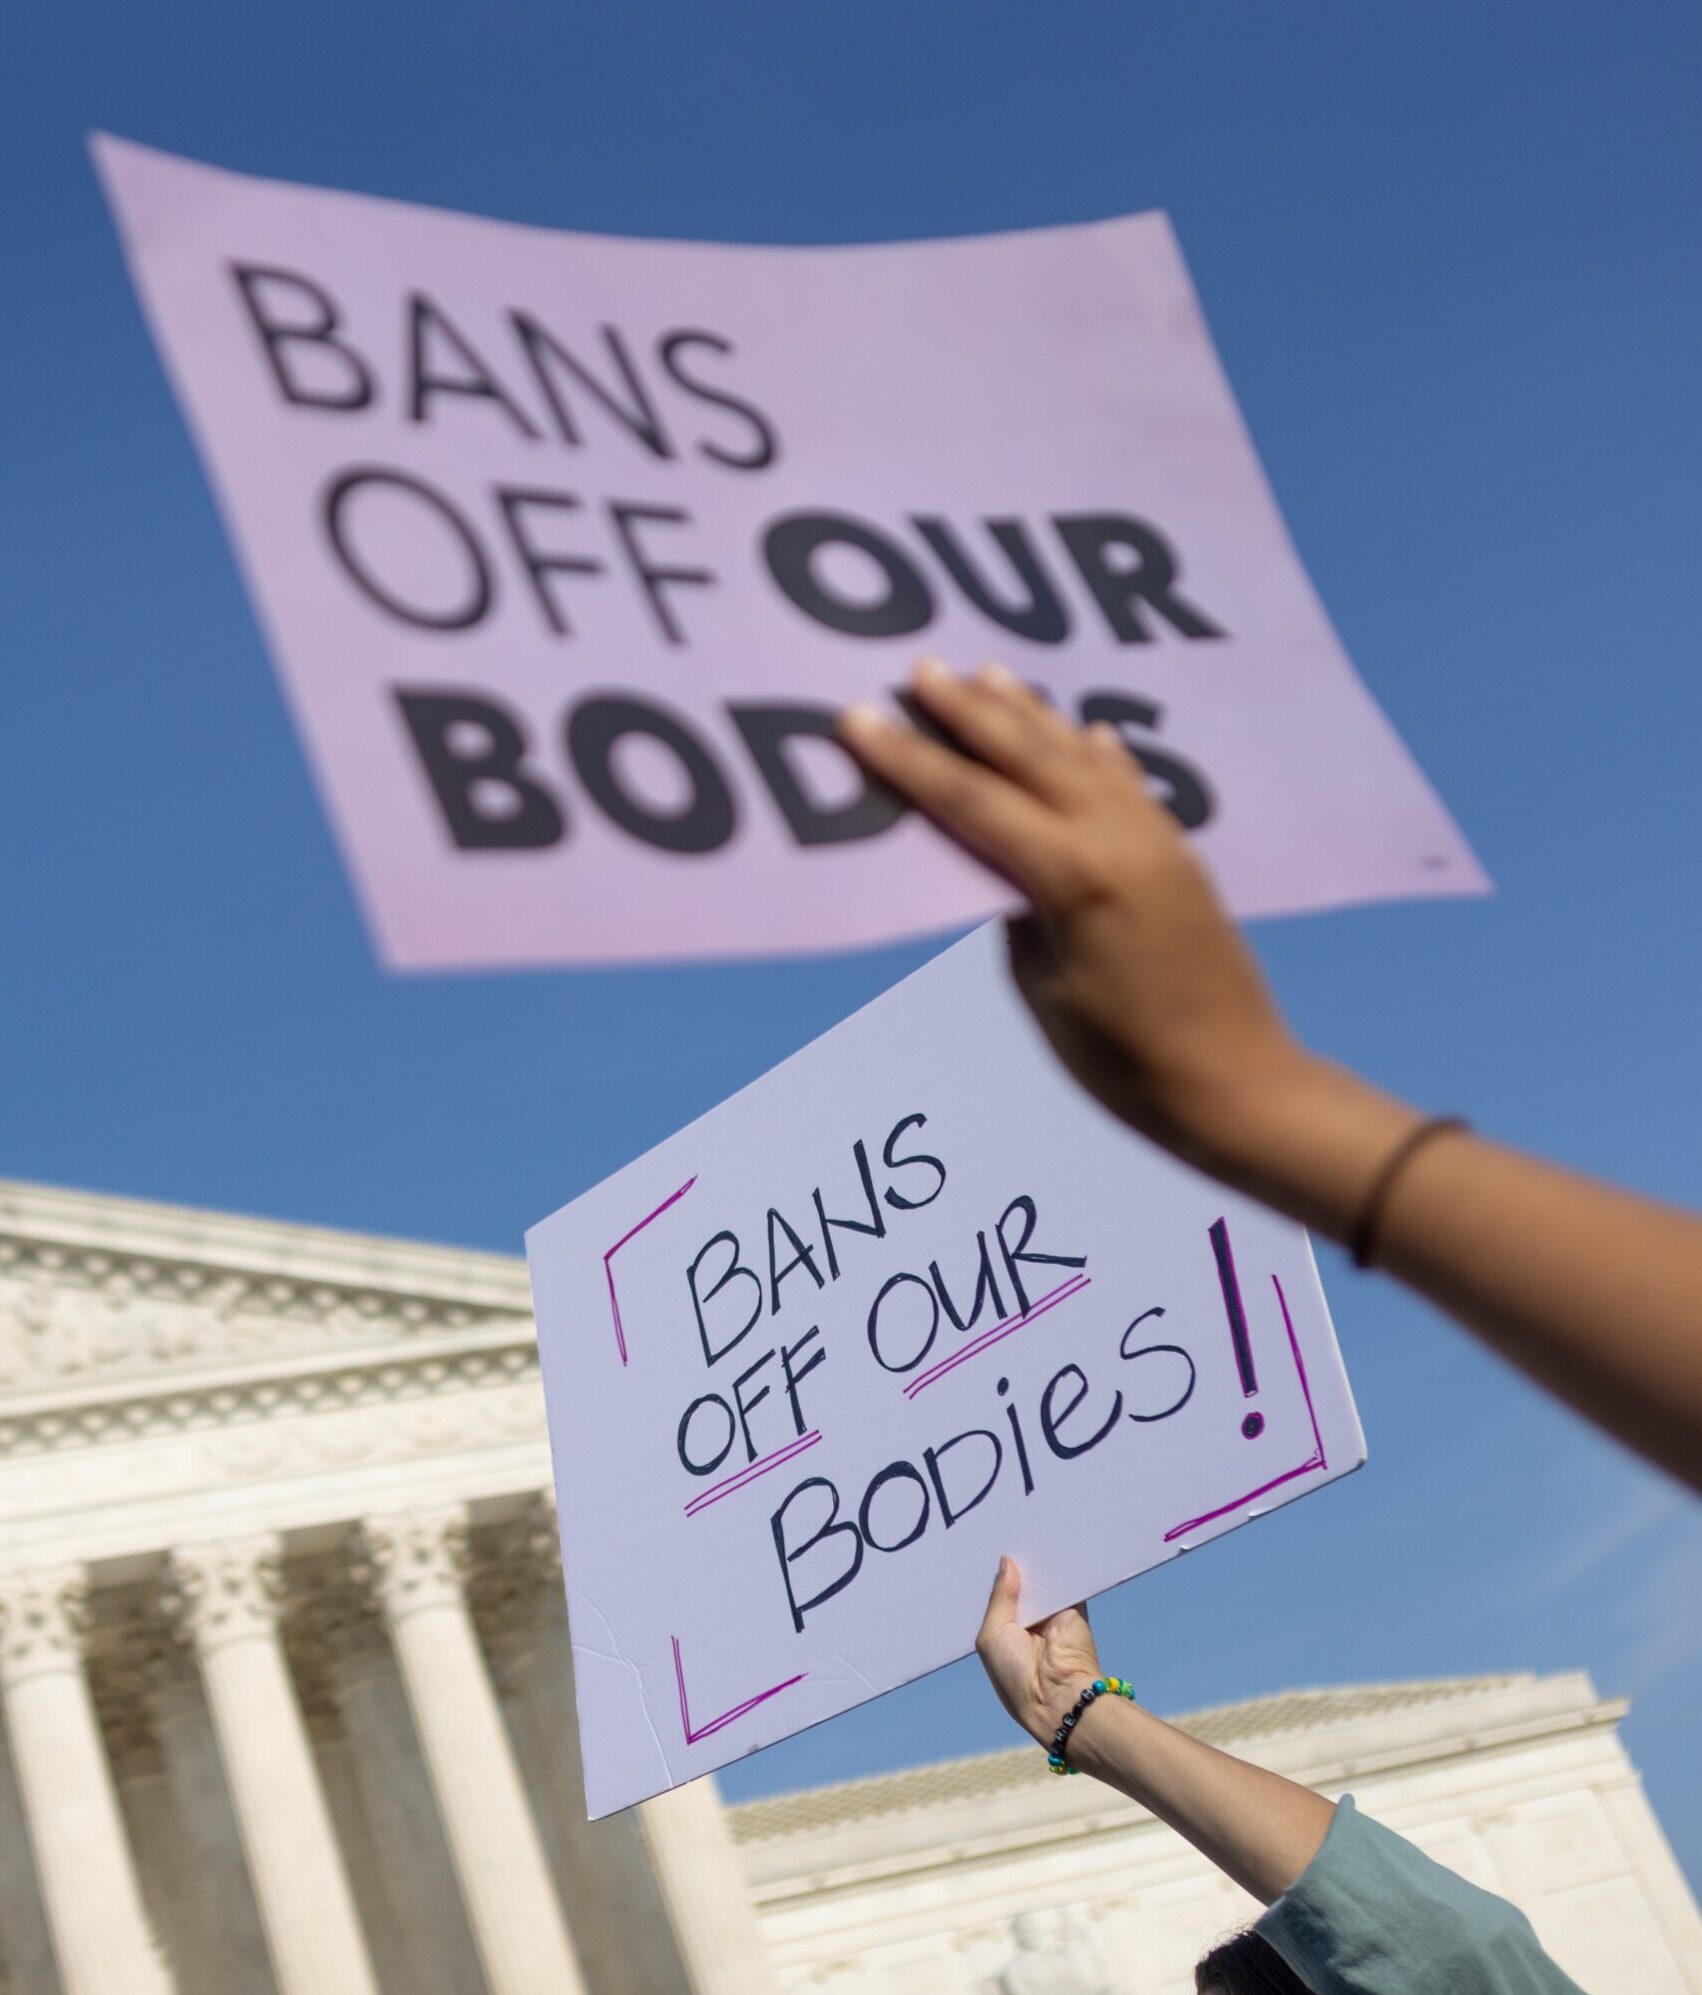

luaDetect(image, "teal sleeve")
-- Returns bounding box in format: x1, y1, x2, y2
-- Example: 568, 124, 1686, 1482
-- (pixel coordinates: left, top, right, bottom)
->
1254, 1796, 1589, 1995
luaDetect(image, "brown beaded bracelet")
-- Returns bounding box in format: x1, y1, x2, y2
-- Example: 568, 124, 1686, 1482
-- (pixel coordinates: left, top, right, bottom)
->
1349, 1115, 1470, 1269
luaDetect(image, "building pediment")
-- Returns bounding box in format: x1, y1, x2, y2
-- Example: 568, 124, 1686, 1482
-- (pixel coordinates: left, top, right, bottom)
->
0, 1180, 535, 1388
0, 1182, 550, 1564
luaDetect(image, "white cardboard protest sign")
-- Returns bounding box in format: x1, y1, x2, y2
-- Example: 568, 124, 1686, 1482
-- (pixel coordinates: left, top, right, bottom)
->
95, 134, 1487, 970
527, 926, 1364, 1816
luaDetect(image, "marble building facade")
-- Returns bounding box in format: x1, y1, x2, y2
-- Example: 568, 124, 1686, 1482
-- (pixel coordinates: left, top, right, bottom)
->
0, 1179, 1696, 1995
730, 1672, 1702, 1994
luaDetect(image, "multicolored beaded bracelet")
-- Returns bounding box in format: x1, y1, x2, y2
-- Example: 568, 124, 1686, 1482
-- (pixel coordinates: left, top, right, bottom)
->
1047, 1676, 1136, 1774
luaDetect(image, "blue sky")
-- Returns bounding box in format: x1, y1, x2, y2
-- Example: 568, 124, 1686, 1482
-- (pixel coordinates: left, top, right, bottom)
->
5, 0, 1701, 1883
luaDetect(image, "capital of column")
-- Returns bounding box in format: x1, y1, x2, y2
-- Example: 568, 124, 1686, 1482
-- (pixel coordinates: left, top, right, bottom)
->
165, 1533, 286, 1656
0, 1563, 91, 1691
354, 1505, 471, 1625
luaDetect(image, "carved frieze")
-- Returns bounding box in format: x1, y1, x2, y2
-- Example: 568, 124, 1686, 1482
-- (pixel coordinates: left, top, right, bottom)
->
0, 1227, 532, 1405
0, 1332, 540, 1460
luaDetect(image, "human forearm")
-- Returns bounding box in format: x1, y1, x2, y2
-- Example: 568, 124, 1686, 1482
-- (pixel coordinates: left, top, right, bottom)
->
1196, 1054, 1702, 1491
1064, 1694, 1333, 1905
974, 1560, 1333, 1905
1368, 1125, 1702, 1489
843, 664, 1702, 1493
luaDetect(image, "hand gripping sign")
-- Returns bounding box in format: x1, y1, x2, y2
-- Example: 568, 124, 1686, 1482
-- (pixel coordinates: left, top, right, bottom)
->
94, 135, 1486, 970
526, 926, 1364, 1815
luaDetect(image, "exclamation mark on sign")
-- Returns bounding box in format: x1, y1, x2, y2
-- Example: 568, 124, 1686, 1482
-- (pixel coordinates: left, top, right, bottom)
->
1209, 1218, 1264, 1439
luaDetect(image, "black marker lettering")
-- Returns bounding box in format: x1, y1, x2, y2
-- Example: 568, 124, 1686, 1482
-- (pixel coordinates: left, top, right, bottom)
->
771, 1476, 863, 1633
1040, 1361, 1123, 1460
882, 1113, 946, 1211
676, 1393, 736, 1477
687, 1231, 763, 1367
995, 1195, 1087, 1314
731, 1350, 774, 1463
1119, 1311, 1198, 1423
930, 1231, 1005, 1333
924, 1427, 1004, 1527
865, 1271, 940, 1374
810, 1138, 887, 1280
780, 1326, 826, 1433
997, 1376, 1036, 1496
766, 1207, 824, 1314
857, 1461, 931, 1553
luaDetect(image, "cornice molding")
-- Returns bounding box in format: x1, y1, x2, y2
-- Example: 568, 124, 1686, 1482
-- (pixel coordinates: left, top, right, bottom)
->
0, 1180, 531, 1309
0, 1181, 552, 1461
0, 1329, 540, 1458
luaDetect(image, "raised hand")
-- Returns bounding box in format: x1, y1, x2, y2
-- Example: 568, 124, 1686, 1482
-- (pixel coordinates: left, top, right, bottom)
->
843, 658, 1702, 1496
840, 659, 1306, 1178
974, 1556, 1101, 1746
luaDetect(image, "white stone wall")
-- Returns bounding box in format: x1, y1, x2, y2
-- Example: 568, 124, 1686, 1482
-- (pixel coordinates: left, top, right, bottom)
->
731, 1676, 1702, 1995
0, 1180, 769, 1995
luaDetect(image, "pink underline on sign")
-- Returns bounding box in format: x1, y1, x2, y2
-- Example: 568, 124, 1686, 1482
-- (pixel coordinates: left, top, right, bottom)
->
683, 1431, 823, 1517
903, 1274, 1092, 1400
671, 1636, 806, 1747
1272, 1273, 1327, 1468
1162, 1273, 1327, 1544
603, 1177, 697, 1367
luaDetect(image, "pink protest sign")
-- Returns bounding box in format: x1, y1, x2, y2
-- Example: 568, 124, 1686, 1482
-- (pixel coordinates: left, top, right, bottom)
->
94, 134, 1487, 969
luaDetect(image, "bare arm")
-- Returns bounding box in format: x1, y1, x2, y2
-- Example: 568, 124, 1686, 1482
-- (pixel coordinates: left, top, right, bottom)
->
841, 662, 1702, 1493
1221, 1058, 1702, 1487
975, 1558, 1333, 1903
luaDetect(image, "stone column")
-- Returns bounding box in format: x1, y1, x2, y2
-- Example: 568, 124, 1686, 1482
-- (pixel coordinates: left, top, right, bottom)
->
151, 1669, 273, 1995
332, 1607, 485, 1995
483, 1497, 696, 1995
0, 1717, 59, 1995
639, 1779, 781, 1995
166, 1536, 378, 1995
528, 1490, 778, 1995
356, 1505, 589, 1995
0, 1564, 173, 1995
